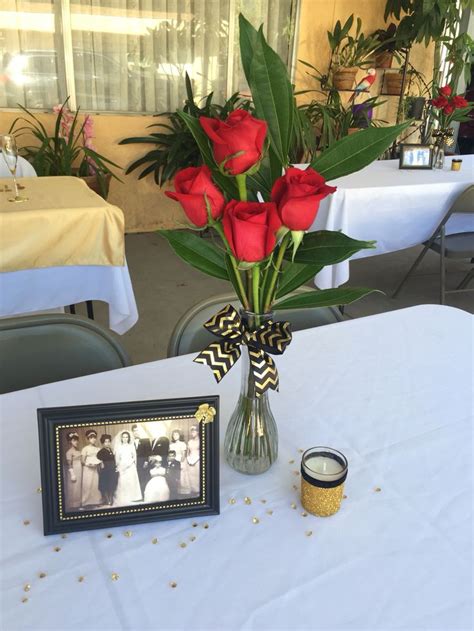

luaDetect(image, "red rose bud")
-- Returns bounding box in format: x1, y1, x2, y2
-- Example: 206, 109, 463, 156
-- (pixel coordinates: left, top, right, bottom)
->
452, 95, 469, 109
443, 104, 455, 115
222, 200, 281, 263
199, 110, 267, 175
271, 167, 337, 231
439, 85, 452, 97
165, 165, 225, 228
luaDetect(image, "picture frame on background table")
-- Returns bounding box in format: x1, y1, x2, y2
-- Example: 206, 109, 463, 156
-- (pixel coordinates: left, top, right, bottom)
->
399, 144, 433, 170
37, 396, 219, 535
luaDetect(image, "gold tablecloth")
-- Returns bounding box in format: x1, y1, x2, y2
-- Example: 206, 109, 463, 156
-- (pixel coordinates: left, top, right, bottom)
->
0, 176, 125, 272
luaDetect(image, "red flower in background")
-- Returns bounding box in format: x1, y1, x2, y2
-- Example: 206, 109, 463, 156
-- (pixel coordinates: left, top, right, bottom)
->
271, 167, 336, 231
222, 200, 281, 262
165, 165, 225, 228
431, 96, 449, 109
439, 85, 452, 97
443, 104, 455, 115
452, 95, 469, 109
200, 110, 267, 175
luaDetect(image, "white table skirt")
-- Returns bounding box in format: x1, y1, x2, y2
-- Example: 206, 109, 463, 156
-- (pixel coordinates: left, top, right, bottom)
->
310, 156, 474, 288
0, 305, 472, 630
0, 264, 138, 334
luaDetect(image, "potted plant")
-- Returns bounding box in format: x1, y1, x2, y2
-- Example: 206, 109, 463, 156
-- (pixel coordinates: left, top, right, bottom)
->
403, 66, 432, 120
9, 100, 120, 199
385, 69, 405, 95
371, 23, 401, 68
328, 15, 381, 90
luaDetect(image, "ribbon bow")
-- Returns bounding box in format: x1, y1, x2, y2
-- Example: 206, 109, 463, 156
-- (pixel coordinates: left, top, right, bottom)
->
194, 304, 292, 397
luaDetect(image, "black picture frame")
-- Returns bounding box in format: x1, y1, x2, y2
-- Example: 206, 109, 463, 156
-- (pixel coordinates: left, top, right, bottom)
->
399, 143, 433, 170
38, 396, 219, 535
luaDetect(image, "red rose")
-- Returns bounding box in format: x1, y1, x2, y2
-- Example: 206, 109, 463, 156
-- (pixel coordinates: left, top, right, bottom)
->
443, 104, 455, 115
439, 85, 452, 97
199, 110, 267, 175
431, 96, 449, 109
165, 165, 225, 228
271, 167, 336, 231
222, 200, 281, 262
452, 95, 469, 109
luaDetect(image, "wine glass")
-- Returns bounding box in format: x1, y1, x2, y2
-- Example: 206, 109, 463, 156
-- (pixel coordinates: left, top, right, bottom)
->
1, 134, 28, 203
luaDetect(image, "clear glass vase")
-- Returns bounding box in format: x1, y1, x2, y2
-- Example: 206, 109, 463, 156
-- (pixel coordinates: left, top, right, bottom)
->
224, 311, 278, 475
432, 143, 445, 170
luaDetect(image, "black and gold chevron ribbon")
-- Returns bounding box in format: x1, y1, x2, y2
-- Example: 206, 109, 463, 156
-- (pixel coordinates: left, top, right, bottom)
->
194, 304, 292, 397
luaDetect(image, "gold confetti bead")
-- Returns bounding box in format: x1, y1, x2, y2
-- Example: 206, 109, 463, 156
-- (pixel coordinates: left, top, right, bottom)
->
202, 523, 209, 529
290, 503, 297, 509
252, 517, 259, 524
343, 495, 348, 500
260, 499, 267, 504
23, 520, 30, 526
78, 576, 85, 583
228, 498, 236, 505
61, 534, 67, 539
124, 530, 132, 537
301, 512, 308, 517
298, 449, 304, 453
151, 538, 158, 545
38, 573, 46, 579
169, 581, 177, 589
244, 497, 252, 505
179, 542, 187, 548
293, 471, 300, 476
111, 573, 120, 581
293, 485, 298, 491
53, 547, 61, 552
192, 522, 198, 528
36, 487, 42, 494
305, 530, 313, 537
21, 598, 28, 604
266, 509, 273, 516
23, 584, 31, 592
106, 533, 113, 539
288, 459, 295, 464
189, 536, 196, 542
374, 487, 382, 493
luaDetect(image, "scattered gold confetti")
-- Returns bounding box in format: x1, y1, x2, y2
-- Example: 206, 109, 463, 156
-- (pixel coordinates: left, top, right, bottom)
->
151, 538, 158, 545
203, 523, 209, 529
111, 573, 120, 581
169, 581, 177, 588
260, 499, 267, 504
301, 512, 308, 517
106, 533, 113, 539
124, 530, 132, 537
293, 471, 300, 476
288, 459, 295, 464
244, 497, 252, 505
23, 520, 30, 526
78, 576, 85, 583
298, 449, 304, 453
228, 498, 236, 505
53, 547, 61, 552
21, 597, 28, 604
61, 534, 67, 539
305, 530, 313, 537
293, 485, 298, 491
192, 522, 198, 528
343, 494, 348, 500
179, 542, 187, 548
290, 503, 297, 509
374, 487, 382, 493
266, 509, 273, 516
23, 584, 31, 592
189, 536, 196, 542
252, 517, 260, 524
38, 573, 46, 579
36, 487, 42, 494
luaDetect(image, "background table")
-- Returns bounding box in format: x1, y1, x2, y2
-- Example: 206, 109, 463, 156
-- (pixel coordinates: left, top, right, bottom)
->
1, 305, 472, 630
311, 155, 474, 289
0, 176, 138, 334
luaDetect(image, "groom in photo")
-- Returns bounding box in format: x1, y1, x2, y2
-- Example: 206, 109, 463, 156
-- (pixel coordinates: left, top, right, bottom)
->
132, 424, 151, 498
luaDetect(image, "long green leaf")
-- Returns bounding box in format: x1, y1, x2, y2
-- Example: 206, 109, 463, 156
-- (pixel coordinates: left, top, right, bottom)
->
160, 230, 230, 281
239, 14, 259, 84
274, 287, 379, 310
276, 261, 323, 299
311, 122, 411, 181
291, 231, 376, 265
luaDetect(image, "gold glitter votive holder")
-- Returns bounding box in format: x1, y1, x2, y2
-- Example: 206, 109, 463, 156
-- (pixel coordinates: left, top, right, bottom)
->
300, 447, 348, 517
451, 159, 462, 171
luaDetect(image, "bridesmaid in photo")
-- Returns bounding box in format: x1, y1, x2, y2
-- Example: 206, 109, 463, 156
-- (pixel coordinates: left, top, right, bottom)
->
180, 425, 200, 496
64, 431, 82, 511
81, 430, 102, 508
97, 434, 117, 506
170, 429, 187, 463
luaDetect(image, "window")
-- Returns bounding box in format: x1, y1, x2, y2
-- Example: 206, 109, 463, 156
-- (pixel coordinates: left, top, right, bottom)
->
0, 0, 298, 113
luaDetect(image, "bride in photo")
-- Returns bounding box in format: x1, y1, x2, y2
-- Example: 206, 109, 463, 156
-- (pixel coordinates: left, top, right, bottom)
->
114, 431, 142, 505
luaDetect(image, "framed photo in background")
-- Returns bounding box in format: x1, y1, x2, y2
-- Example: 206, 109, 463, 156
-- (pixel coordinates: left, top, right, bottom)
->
38, 396, 219, 535
399, 143, 433, 170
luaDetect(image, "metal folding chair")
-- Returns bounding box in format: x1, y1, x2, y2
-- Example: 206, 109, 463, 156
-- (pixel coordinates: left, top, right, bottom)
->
393, 185, 474, 304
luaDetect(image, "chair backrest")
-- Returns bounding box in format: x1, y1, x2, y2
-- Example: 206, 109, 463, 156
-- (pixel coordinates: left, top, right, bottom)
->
0, 152, 37, 178
0, 314, 131, 394
167, 290, 343, 357
426, 184, 474, 244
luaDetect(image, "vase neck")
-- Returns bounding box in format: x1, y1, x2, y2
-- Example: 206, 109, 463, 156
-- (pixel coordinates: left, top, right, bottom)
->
240, 309, 274, 333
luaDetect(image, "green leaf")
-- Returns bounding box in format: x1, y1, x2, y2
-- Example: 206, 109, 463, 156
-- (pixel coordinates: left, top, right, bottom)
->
160, 230, 230, 281
276, 261, 323, 299
290, 231, 376, 265
239, 14, 259, 85
311, 122, 411, 181
274, 287, 379, 310
225, 254, 245, 304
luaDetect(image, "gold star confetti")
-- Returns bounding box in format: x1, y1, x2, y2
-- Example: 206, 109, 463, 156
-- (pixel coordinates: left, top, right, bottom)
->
260, 499, 267, 504
189, 536, 196, 542
293, 471, 300, 476
169, 581, 177, 588
252, 517, 260, 524
244, 497, 252, 505
290, 503, 297, 509
151, 538, 158, 545
124, 530, 132, 537
305, 530, 313, 537
192, 522, 198, 528
228, 498, 236, 505
106, 533, 113, 539
36, 487, 42, 494
298, 449, 304, 453
179, 542, 187, 548
61, 534, 67, 539
343, 495, 348, 500
53, 547, 61, 552
293, 484, 298, 491
23, 520, 30, 526
21, 597, 28, 604
38, 573, 46, 579
23, 584, 31, 592
301, 512, 308, 517
288, 459, 295, 464
374, 487, 382, 493
111, 573, 120, 581
203, 523, 209, 529
78, 576, 85, 583
266, 509, 273, 516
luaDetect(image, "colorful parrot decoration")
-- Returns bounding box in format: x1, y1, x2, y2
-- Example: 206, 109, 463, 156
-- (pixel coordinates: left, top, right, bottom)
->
350, 69, 376, 102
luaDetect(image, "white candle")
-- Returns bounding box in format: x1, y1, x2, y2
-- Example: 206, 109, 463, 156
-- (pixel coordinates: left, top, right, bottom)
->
303, 454, 346, 483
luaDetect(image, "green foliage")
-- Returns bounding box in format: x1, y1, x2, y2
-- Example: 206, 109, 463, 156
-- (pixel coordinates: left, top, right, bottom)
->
274, 287, 379, 310
160, 230, 229, 281
327, 15, 382, 69
289, 231, 376, 266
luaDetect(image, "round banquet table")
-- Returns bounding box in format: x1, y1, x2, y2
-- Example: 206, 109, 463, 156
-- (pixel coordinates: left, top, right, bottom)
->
0, 305, 472, 630
310, 155, 474, 289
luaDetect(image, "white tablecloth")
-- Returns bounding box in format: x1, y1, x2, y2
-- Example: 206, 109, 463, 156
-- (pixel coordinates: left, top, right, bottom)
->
1, 305, 472, 630
0, 153, 37, 177
311, 156, 474, 288
0, 264, 138, 334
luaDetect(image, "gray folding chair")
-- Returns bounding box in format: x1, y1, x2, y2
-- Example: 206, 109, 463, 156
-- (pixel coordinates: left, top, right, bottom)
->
167, 289, 343, 357
0, 314, 131, 394
393, 185, 474, 304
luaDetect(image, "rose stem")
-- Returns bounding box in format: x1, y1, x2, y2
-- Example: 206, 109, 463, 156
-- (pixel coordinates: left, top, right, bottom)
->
263, 233, 291, 312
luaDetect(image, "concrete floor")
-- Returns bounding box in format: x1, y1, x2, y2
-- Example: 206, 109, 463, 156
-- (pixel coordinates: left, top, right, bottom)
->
87, 232, 473, 365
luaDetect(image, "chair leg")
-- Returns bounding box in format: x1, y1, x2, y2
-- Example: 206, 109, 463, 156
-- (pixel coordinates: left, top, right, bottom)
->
457, 268, 474, 290
86, 300, 94, 320
69, 304, 76, 314
392, 243, 431, 298
440, 228, 446, 305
